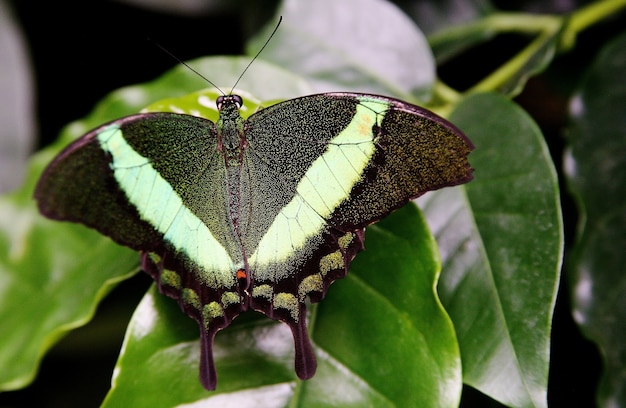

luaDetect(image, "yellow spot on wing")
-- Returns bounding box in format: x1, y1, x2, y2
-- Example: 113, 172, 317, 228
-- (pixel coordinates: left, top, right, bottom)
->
298, 275, 323, 301
252, 284, 273, 300
160, 269, 182, 289
338, 232, 355, 249
221, 291, 240, 307
204, 302, 224, 319
274, 292, 299, 322
182, 288, 201, 310
319, 251, 343, 276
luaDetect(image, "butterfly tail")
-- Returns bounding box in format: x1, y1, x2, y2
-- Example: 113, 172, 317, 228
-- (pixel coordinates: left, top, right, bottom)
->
290, 308, 317, 381
199, 328, 218, 390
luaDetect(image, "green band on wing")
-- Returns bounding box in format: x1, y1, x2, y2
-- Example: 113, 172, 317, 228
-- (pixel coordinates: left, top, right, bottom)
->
97, 125, 236, 288
250, 103, 380, 277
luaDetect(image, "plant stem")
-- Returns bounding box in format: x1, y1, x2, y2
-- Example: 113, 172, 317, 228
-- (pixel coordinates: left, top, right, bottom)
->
430, 80, 461, 117
470, 23, 562, 94
570, 0, 626, 33
430, 0, 626, 96
563, 0, 626, 50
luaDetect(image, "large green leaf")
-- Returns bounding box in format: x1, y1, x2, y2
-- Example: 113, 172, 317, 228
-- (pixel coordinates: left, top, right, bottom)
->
420, 93, 563, 407
247, 0, 435, 102
565, 31, 626, 407
0, 56, 310, 392
102, 204, 462, 407
0, 170, 138, 390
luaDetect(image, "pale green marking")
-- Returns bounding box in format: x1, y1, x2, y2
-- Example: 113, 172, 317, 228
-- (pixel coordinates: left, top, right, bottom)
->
251, 284, 273, 300
221, 291, 240, 307
355, 97, 390, 115
203, 302, 224, 320
338, 232, 355, 250
153, 189, 180, 232
160, 269, 182, 289
148, 252, 162, 266
319, 251, 343, 276
149, 252, 162, 262
182, 288, 201, 310
274, 292, 299, 322
97, 125, 236, 288
250, 103, 380, 277
298, 274, 323, 301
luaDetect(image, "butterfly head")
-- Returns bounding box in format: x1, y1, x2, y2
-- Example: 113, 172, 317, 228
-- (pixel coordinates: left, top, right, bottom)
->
216, 94, 243, 112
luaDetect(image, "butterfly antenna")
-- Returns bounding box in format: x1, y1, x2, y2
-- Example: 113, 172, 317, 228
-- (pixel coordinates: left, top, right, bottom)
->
230, 16, 283, 94
149, 38, 226, 95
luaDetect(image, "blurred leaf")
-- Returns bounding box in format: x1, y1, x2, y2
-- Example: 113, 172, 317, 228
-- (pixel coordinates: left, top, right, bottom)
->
248, 0, 435, 102
396, 0, 494, 36
420, 92, 563, 407
0, 56, 309, 392
103, 204, 462, 407
428, 18, 498, 65
565, 31, 626, 407
0, 0, 35, 192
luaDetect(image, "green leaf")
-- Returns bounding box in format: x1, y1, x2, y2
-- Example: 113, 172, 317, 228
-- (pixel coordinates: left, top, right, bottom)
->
103, 204, 462, 407
0, 170, 138, 391
0, 56, 309, 392
565, 31, 626, 407
247, 0, 435, 102
420, 93, 563, 407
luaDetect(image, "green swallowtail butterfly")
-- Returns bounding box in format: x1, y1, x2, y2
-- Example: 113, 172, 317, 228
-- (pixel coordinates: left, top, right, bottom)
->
35, 90, 473, 390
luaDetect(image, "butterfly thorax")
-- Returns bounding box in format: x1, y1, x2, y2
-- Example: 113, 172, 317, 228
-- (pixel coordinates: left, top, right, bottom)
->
216, 95, 246, 155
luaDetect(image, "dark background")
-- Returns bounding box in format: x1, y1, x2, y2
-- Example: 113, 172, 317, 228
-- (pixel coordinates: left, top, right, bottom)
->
3, 0, 622, 406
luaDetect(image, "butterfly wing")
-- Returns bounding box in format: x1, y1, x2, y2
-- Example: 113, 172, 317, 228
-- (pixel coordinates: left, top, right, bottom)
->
35, 112, 244, 390
327, 93, 474, 228
242, 93, 473, 380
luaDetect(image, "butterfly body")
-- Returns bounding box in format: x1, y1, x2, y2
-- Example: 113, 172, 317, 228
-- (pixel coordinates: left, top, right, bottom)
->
35, 92, 473, 390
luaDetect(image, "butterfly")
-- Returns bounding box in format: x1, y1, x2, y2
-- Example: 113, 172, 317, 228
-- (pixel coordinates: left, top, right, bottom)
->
35, 91, 473, 390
